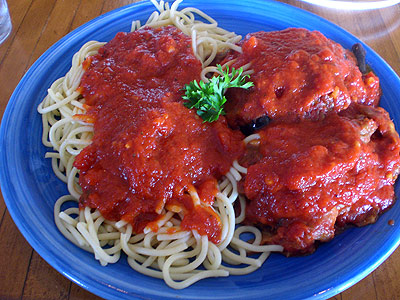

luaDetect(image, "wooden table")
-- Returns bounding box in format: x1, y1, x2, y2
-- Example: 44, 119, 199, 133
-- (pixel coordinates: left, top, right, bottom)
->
0, 0, 399, 299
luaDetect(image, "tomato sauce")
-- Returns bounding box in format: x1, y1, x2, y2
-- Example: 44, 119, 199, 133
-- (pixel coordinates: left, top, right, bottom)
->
74, 26, 244, 243
222, 28, 381, 127
72, 25, 399, 253
243, 104, 400, 254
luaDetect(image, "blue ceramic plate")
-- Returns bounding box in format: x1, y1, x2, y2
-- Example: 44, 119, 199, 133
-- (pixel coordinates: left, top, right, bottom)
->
1, 1, 400, 299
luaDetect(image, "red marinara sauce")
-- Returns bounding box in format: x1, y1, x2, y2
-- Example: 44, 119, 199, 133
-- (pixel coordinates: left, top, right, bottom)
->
74, 26, 245, 244
242, 104, 400, 254
222, 28, 381, 127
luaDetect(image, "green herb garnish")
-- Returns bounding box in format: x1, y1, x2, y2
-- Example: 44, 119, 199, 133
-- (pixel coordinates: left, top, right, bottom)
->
182, 64, 254, 122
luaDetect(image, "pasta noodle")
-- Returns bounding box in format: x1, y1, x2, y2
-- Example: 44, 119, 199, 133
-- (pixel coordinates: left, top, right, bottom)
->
38, 0, 283, 289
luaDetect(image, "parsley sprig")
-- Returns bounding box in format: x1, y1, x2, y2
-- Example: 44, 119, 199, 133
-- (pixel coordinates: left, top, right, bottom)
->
182, 64, 254, 122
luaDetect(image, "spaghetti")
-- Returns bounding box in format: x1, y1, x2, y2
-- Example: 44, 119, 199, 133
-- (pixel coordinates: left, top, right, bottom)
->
38, 0, 283, 290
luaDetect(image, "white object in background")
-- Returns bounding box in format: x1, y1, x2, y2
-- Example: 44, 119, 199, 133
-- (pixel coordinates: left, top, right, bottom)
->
0, 0, 11, 44
299, 0, 400, 10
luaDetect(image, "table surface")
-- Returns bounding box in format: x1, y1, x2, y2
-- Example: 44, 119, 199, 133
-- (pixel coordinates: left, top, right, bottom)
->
0, 0, 399, 299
